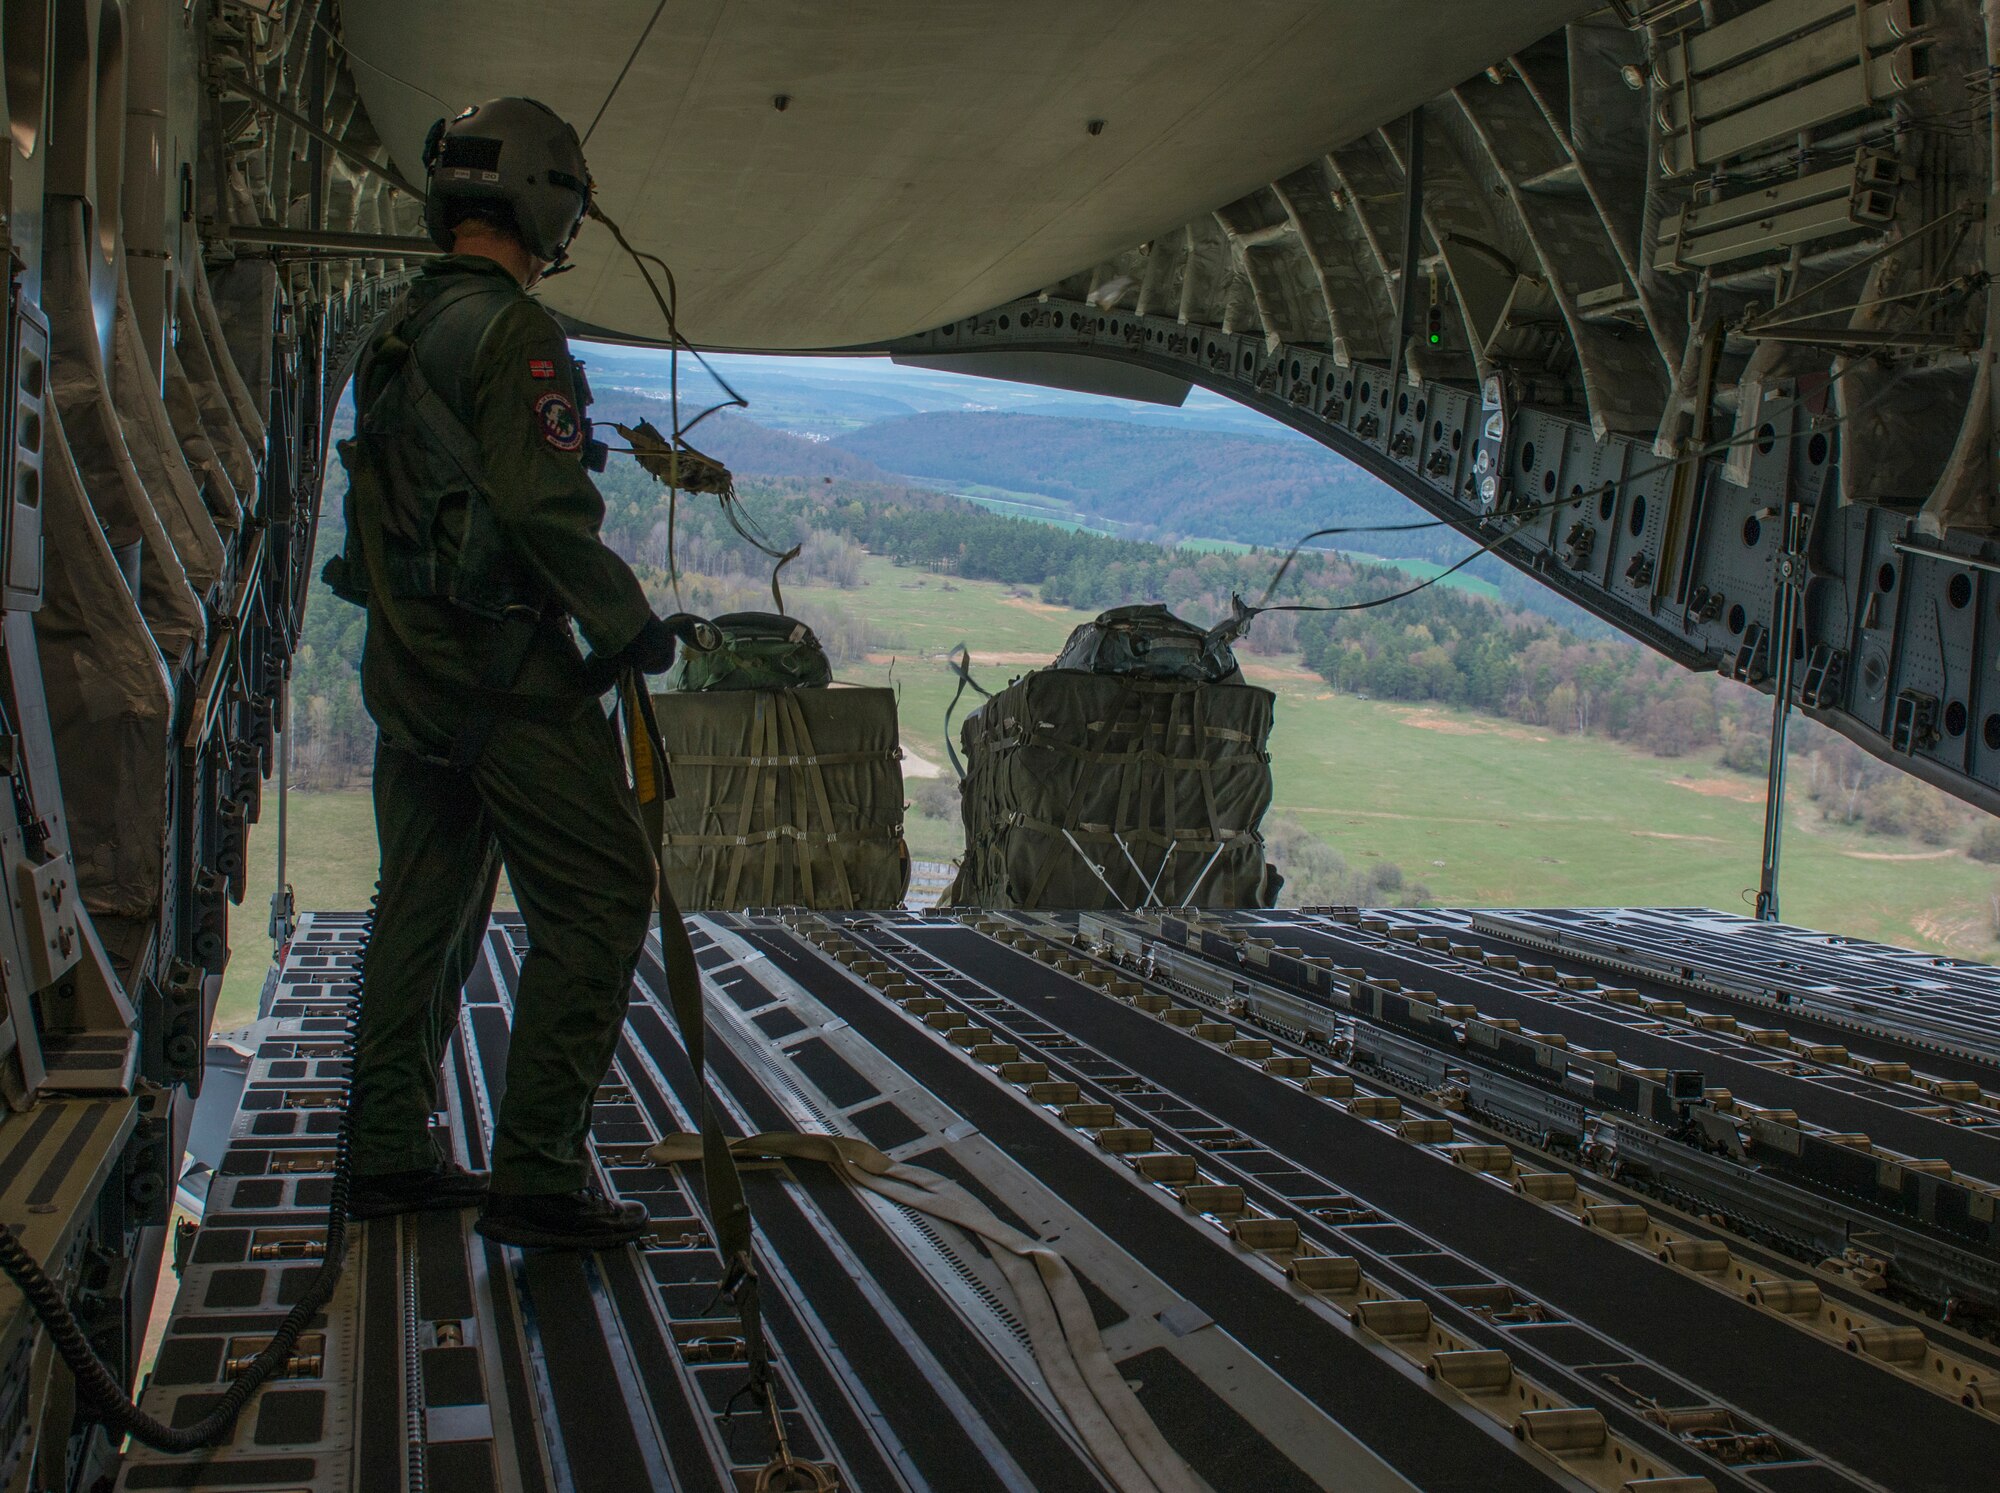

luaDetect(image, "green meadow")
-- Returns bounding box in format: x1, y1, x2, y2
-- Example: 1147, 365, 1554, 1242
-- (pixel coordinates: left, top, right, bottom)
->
222, 554, 1999, 1026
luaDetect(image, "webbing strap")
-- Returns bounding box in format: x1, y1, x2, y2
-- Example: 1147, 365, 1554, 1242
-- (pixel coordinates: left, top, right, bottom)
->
720, 696, 767, 909
644, 1130, 1203, 1493
1191, 688, 1223, 847
665, 749, 899, 768
620, 675, 773, 1406
779, 691, 855, 909
1016, 815, 1247, 848
668, 825, 886, 849
979, 727, 1263, 759
942, 644, 993, 780
763, 689, 812, 909
365, 279, 509, 489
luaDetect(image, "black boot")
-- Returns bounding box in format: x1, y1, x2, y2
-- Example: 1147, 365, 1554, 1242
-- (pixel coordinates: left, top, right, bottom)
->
348, 1162, 490, 1221
475, 1185, 650, 1249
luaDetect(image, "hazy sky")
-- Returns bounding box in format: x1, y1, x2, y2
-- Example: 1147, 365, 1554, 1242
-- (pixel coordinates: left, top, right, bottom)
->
577, 343, 1308, 443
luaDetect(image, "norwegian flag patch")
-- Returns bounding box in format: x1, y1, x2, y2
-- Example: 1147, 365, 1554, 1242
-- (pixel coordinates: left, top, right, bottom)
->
528, 358, 558, 379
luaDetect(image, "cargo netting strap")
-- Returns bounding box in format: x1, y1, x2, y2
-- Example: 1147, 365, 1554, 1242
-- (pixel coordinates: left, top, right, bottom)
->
779, 690, 853, 909
1017, 818, 1252, 846
719, 694, 769, 909
666, 749, 898, 769
669, 826, 884, 847
618, 673, 781, 1439
942, 644, 993, 781
645, 1130, 1203, 1493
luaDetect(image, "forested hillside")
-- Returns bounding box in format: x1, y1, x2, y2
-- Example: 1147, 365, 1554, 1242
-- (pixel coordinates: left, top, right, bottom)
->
833, 411, 1408, 552
292, 393, 1964, 865
582, 396, 1599, 626
310, 453, 1777, 760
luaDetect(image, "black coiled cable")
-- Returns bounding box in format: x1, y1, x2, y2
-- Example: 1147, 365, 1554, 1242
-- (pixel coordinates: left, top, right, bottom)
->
0, 892, 373, 1452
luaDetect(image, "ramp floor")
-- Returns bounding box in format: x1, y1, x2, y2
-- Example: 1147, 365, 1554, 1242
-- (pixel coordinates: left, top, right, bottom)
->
119, 907, 2000, 1492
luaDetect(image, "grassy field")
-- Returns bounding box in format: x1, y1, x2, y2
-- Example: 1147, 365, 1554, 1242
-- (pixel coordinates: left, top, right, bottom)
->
217, 792, 515, 1032
1338, 550, 1505, 603
224, 553, 2000, 1017
813, 556, 2000, 957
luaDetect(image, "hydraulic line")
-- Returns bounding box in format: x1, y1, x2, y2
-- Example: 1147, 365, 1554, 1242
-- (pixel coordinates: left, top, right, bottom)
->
0, 895, 374, 1452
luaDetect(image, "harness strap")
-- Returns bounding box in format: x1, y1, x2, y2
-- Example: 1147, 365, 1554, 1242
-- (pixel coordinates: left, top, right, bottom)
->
620, 673, 774, 1412
390, 280, 511, 487
380, 280, 548, 767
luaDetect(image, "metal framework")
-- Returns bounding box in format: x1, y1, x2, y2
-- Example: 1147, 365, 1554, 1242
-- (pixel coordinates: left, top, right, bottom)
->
877, 1, 2000, 843
1, 1, 2000, 1487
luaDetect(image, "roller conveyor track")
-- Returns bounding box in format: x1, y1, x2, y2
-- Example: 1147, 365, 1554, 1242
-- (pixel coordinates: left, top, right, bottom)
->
119, 908, 2000, 1493
1254, 917, 2000, 1183
1104, 910, 2000, 1300
124, 915, 1108, 1493
1461, 909, 2000, 1077
788, 913, 2000, 1490
1378, 910, 2000, 1099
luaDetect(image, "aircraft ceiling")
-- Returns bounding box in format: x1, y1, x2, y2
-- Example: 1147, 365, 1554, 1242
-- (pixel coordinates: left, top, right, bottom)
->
319, 1, 2000, 825
343, 0, 1593, 350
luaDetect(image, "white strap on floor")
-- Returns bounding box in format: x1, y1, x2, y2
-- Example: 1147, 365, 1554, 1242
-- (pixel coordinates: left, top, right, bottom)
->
646, 1130, 1205, 1493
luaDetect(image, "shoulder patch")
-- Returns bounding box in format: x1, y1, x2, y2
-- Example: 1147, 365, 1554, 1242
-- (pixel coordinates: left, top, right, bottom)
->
534, 391, 583, 452
528, 358, 557, 379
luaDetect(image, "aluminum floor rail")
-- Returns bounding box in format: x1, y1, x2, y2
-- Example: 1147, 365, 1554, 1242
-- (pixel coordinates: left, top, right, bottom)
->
117, 906, 2000, 1492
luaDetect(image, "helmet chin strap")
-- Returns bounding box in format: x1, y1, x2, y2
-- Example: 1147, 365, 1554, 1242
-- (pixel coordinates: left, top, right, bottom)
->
533, 194, 591, 278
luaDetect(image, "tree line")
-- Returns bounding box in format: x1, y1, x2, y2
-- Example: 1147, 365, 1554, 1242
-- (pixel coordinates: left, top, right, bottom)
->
598, 466, 1722, 759
284, 450, 1976, 862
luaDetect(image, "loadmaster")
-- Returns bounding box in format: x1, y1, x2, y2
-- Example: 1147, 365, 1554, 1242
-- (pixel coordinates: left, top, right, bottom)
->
323, 96, 684, 1250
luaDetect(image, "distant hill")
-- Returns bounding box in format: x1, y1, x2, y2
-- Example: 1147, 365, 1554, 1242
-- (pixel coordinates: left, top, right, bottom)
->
833, 410, 1431, 557
577, 398, 1606, 633
580, 346, 1297, 439
831, 409, 1611, 631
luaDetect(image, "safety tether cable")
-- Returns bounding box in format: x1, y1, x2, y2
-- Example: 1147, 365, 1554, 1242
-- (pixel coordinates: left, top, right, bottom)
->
586, 203, 805, 610
617, 671, 788, 1472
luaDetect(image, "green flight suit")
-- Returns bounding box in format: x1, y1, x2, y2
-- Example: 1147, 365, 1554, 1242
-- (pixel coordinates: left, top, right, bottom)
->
343, 254, 657, 1195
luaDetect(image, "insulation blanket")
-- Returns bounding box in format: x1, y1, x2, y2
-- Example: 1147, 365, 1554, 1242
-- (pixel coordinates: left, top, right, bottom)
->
654, 686, 909, 910
946, 669, 1277, 909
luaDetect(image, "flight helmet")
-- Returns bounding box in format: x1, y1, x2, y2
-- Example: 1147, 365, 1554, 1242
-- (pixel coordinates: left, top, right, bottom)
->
422, 97, 592, 266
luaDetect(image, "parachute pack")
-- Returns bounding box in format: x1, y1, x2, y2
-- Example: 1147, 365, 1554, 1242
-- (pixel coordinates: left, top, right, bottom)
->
655, 614, 908, 909
944, 605, 1279, 910
662, 611, 834, 692
1049, 602, 1242, 684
